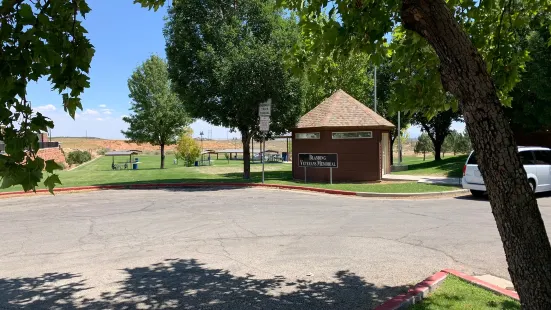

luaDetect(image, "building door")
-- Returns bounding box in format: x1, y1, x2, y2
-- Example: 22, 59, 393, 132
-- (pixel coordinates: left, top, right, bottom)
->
382, 132, 389, 176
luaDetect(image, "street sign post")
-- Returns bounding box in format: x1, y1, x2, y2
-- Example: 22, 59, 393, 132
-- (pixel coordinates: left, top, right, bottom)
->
298, 153, 338, 184
259, 99, 271, 117
259, 99, 272, 183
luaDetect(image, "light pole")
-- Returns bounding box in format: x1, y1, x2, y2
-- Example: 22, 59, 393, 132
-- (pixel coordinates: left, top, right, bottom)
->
374, 66, 377, 113
199, 131, 204, 151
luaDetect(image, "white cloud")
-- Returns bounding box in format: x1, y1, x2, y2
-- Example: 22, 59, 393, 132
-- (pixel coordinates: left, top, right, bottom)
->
99, 104, 107, 108
82, 109, 99, 116
35, 104, 56, 112
101, 108, 113, 115
96, 117, 104, 121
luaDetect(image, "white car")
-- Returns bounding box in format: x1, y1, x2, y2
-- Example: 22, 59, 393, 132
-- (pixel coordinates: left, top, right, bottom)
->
463, 146, 551, 197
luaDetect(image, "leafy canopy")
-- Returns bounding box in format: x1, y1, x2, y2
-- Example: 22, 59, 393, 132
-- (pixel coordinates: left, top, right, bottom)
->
122, 55, 191, 148
0, 0, 95, 192
506, 15, 551, 133
164, 0, 304, 138
280, 0, 550, 114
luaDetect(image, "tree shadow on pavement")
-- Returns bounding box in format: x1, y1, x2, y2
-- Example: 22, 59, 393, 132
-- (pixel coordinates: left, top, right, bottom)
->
0, 259, 409, 309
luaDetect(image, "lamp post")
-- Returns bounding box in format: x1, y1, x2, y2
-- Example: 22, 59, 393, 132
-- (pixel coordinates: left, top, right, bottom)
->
199, 131, 204, 151
374, 66, 377, 113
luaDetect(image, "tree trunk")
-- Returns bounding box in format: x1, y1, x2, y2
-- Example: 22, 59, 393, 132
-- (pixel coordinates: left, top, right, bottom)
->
160, 144, 165, 169
402, 0, 551, 307
433, 141, 442, 161
423, 152, 426, 161
241, 132, 251, 179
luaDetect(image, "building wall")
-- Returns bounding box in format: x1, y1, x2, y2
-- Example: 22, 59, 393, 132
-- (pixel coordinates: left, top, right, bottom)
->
37, 147, 67, 169
292, 128, 388, 182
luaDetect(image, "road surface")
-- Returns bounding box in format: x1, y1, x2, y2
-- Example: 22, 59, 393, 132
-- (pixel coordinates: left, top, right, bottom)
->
1, 188, 550, 309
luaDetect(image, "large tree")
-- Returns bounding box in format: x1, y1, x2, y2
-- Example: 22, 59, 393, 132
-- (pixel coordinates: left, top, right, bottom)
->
411, 107, 462, 161
281, 0, 551, 307
122, 55, 191, 169
164, 0, 303, 179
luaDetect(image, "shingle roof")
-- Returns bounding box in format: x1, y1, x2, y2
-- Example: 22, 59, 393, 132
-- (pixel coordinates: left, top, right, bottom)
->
296, 90, 395, 129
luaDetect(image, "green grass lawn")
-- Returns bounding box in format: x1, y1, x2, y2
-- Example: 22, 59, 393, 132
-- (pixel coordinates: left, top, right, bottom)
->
392, 155, 468, 178
410, 275, 520, 310
0, 155, 458, 193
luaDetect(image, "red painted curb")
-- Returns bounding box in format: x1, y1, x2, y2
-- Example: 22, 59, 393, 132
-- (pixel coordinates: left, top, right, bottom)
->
375, 269, 519, 310
375, 271, 448, 310
442, 269, 519, 300
0, 182, 358, 197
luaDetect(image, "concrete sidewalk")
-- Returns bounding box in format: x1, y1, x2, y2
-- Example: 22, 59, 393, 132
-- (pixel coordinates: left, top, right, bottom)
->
383, 174, 462, 186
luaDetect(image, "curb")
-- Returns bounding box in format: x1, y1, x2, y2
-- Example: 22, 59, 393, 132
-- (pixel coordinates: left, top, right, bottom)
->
375, 271, 448, 310
356, 189, 468, 198
0, 183, 467, 199
374, 269, 519, 310
442, 269, 519, 300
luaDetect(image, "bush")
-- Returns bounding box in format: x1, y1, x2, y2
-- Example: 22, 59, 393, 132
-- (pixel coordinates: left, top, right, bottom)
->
176, 128, 201, 166
96, 148, 107, 155
66, 150, 92, 165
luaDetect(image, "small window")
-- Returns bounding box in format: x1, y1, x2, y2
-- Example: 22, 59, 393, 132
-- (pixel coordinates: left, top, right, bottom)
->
534, 151, 551, 165
295, 132, 320, 139
332, 131, 373, 139
467, 152, 477, 165
519, 151, 536, 165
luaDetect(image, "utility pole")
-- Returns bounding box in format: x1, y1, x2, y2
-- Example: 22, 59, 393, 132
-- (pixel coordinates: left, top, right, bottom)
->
374, 66, 377, 113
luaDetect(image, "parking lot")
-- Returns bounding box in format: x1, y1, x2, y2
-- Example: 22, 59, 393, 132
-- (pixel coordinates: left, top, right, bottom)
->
2, 188, 551, 309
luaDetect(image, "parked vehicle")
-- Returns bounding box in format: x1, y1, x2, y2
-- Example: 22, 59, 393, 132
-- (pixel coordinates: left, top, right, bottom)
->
462, 146, 551, 197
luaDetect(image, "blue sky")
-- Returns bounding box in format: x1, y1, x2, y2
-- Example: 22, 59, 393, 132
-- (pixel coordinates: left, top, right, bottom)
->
28, 0, 235, 139
28, 0, 463, 140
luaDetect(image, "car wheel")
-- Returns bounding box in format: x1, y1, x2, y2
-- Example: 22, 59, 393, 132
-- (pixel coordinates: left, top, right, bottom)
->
470, 190, 485, 197
529, 180, 536, 193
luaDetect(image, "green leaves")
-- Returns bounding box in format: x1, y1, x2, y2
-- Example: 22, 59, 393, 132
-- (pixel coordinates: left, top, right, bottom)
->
63, 94, 83, 119
133, 0, 166, 11
0, 0, 95, 192
122, 55, 191, 165
43, 174, 62, 194
45, 160, 63, 174
18, 3, 35, 24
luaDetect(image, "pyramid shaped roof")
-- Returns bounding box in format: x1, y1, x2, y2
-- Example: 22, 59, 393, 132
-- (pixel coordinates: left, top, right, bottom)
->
296, 90, 395, 129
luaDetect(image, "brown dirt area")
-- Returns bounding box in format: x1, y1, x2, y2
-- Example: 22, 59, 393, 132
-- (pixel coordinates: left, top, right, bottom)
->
54, 138, 290, 154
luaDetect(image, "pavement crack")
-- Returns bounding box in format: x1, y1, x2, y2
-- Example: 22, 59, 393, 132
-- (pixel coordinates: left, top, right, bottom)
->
392, 206, 452, 221
396, 222, 451, 242
232, 219, 258, 237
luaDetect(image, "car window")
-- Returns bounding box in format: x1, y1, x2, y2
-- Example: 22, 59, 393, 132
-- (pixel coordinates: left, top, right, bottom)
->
519, 151, 536, 165
467, 153, 477, 165
534, 150, 551, 165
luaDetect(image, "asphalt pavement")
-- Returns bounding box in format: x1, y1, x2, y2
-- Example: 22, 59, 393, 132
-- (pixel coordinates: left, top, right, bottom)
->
1, 188, 551, 309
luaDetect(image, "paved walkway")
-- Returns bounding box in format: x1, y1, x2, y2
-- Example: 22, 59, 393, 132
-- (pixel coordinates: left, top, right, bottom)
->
2, 188, 550, 308
383, 174, 462, 186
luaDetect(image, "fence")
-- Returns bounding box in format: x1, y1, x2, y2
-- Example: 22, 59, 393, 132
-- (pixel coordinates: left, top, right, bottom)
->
0, 142, 59, 153
38, 142, 59, 149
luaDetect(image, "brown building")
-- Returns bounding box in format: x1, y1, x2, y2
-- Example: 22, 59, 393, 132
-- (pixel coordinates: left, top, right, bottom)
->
292, 90, 395, 182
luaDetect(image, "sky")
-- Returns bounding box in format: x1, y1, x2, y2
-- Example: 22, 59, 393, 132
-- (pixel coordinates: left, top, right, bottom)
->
27, 0, 464, 140
28, 0, 236, 140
